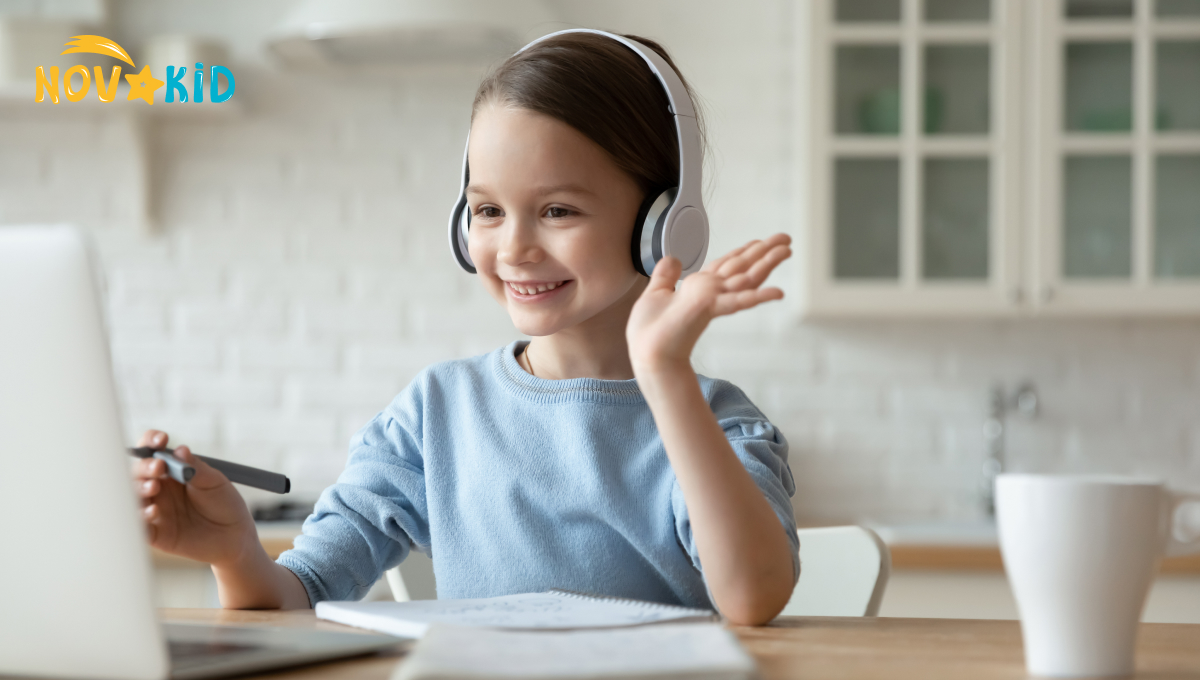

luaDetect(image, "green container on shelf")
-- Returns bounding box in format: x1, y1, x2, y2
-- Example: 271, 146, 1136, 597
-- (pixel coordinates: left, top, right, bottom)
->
857, 87, 947, 134
859, 87, 900, 134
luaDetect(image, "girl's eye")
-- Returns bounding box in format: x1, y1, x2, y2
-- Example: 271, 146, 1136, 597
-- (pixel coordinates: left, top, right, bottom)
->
545, 206, 572, 219
476, 206, 503, 219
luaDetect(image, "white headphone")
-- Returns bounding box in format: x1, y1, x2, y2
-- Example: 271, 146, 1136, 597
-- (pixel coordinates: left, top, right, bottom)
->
448, 28, 709, 278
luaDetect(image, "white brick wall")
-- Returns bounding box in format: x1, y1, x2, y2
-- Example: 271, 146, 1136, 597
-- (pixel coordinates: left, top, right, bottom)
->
2, 0, 1199, 520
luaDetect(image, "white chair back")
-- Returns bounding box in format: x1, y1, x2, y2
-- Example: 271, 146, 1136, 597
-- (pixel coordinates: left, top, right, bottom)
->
781, 525, 891, 617
385, 550, 437, 601
385, 525, 891, 616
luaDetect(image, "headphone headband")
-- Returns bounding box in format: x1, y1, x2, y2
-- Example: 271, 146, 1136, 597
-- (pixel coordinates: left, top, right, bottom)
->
517, 29, 696, 118
448, 29, 709, 278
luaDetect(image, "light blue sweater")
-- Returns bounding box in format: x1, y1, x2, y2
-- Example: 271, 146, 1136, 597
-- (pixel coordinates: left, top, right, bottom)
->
276, 341, 799, 610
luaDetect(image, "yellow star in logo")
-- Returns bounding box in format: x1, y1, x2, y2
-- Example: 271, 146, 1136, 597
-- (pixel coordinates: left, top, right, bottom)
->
124, 65, 164, 105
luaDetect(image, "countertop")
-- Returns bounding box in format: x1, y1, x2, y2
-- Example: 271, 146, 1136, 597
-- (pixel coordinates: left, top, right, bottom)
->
871, 521, 1200, 574
152, 521, 1200, 575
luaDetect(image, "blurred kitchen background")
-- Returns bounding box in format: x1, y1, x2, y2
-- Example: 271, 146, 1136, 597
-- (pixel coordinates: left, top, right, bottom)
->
2, 0, 1199, 620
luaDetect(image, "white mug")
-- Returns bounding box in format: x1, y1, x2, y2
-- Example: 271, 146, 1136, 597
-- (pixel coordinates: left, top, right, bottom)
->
996, 474, 1200, 677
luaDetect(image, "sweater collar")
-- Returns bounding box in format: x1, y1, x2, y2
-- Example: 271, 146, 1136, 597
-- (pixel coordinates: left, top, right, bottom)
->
495, 341, 646, 405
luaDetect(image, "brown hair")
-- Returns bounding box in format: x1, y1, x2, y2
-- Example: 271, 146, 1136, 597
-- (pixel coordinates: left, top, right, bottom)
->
471, 31, 704, 200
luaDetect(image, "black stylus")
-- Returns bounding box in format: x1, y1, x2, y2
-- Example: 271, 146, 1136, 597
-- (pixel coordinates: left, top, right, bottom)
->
129, 447, 291, 494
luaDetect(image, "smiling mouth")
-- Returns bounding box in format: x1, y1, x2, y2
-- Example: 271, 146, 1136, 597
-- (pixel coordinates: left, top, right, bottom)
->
506, 280, 570, 298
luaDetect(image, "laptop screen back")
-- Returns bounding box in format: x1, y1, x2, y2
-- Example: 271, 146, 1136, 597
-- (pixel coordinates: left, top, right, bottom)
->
0, 226, 169, 680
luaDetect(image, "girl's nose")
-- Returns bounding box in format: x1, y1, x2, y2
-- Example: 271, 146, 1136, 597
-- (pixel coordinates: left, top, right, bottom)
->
497, 215, 543, 267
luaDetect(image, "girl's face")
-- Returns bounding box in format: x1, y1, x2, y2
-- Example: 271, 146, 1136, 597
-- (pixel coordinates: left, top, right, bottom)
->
465, 104, 647, 338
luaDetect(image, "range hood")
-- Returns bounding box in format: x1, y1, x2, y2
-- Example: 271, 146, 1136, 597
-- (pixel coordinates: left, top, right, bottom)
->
268, 0, 555, 67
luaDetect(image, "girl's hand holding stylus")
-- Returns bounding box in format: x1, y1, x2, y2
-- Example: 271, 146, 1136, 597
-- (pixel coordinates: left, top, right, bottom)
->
133, 429, 258, 568
133, 430, 311, 608
626, 233, 792, 373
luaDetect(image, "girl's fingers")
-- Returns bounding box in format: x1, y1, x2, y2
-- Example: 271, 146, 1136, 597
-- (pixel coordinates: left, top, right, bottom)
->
647, 256, 683, 293
703, 240, 755, 273
703, 234, 791, 279
715, 241, 770, 278
143, 507, 158, 543
713, 287, 784, 317
716, 234, 791, 279
169, 444, 230, 491
142, 503, 166, 545
134, 430, 169, 485
138, 430, 168, 448
723, 245, 792, 291
174, 445, 206, 469
139, 478, 159, 499
136, 457, 165, 480
710, 243, 768, 280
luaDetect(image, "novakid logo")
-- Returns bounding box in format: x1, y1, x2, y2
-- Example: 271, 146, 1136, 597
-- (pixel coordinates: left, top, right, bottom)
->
34, 35, 235, 105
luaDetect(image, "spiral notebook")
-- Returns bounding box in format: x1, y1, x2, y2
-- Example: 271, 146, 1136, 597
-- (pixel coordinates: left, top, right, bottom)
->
314, 589, 718, 639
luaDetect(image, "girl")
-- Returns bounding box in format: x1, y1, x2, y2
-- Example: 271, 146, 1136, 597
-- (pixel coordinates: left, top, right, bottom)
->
134, 30, 798, 626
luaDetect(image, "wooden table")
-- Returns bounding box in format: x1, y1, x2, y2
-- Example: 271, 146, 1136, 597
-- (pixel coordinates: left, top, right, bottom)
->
163, 609, 1200, 679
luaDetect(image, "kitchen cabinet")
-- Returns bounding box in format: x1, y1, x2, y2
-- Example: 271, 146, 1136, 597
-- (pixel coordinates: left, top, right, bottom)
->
1030, 0, 1200, 313
800, 0, 1200, 316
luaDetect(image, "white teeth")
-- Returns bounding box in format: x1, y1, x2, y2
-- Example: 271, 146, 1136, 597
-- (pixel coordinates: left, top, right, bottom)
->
509, 281, 562, 295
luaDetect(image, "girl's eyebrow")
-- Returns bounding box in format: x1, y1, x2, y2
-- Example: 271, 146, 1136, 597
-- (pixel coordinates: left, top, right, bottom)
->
465, 183, 596, 198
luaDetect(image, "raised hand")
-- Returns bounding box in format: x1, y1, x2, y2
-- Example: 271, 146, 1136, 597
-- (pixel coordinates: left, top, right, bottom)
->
625, 233, 799, 624
626, 233, 791, 373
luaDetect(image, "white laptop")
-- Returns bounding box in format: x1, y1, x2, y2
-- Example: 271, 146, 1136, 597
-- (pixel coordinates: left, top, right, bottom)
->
0, 226, 400, 679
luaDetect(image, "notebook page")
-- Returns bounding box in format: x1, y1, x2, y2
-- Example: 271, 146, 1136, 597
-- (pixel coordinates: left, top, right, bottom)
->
316, 591, 715, 638
393, 623, 756, 680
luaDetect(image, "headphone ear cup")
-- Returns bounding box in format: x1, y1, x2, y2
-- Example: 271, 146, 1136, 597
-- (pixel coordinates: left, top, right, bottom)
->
631, 189, 674, 277
450, 194, 476, 273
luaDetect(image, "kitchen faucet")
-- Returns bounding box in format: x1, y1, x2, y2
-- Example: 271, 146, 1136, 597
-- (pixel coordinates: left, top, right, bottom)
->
981, 382, 1039, 517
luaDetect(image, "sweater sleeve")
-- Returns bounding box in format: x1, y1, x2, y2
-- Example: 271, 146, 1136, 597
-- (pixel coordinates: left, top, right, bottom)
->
670, 385, 801, 599
275, 385, 430, 606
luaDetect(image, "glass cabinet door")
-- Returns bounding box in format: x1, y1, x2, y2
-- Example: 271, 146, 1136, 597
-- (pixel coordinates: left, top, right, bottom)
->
807, 0, 1200, 317
834, 158, 901, 278
1156, 40, 1200, 130
924, 157, 990, 279
1042, 0, 1200, 310
811, 0, 1016, 316
1155, 154, 1200, 277
827, 0, 905, 285
924, 44, 991, 135
1063, 155, 1133, 277
836, 45, 902, 135
1064, 42, 1133, 132
1153, 34, 1200, 283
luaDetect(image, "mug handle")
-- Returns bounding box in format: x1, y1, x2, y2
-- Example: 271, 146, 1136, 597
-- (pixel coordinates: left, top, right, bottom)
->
1166, 491, 1200, 557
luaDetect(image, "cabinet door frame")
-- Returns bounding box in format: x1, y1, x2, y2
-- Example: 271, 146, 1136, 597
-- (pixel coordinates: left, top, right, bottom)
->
800, 0, 1025, 318
1029, 0, 1200, 315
